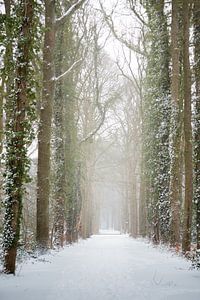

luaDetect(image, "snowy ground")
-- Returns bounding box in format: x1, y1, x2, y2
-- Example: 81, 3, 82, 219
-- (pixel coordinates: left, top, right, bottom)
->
0, 234, 200, 300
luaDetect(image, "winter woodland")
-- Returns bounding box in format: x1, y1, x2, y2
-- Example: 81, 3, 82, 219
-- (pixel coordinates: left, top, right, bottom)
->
0, 0, 200, 298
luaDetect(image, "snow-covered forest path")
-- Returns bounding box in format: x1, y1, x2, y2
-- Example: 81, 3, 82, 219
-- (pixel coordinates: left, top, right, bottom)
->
0, 234, 200, 300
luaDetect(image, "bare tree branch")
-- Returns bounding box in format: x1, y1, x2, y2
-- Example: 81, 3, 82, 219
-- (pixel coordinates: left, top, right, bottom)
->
55, 0, 87, 30
128, 1, 148, 27
99, 1, 146, 56
79, 106, 107, 144
53, 59, 82, 82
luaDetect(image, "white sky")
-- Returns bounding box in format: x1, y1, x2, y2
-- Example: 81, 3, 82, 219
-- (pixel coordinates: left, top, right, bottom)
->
92, 0, 143, 78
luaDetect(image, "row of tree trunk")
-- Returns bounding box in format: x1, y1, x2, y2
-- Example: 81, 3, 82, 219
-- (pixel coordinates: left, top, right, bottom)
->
123, 0, 199, 255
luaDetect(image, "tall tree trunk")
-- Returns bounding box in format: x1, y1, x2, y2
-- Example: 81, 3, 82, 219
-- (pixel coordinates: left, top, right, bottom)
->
36, 0, 55, 249
36, 0, 85, 249
138, 170, 147, 237
0, 65, 3, 209
3, 0, 35, 274
143, 0, 170, 244
139, 92, 147, 237
169, 0, 181, 247
4, 0, 13, 98
1, 0, 13, 237
193, 0, 200, 250
156, 0, 171, 244
53, 27, 65, 248
2, 0, 13, 158
0, 82, 3, 159
182, 0, 193, 253
80, 141, 94, 239
63, 19, 78, 244
130, 172, 137, 237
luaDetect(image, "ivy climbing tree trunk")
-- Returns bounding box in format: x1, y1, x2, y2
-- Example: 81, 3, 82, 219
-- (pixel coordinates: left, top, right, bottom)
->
62, 17, 78, 244
53, 26, 65, 248
169, 0, 181, 248
0, 76, 3, 159
143, 0, 170, 244
3, 0, 36, 274
1, 0, 13, 233
36, 0, 86, 250
2, 0, 14, 160
139, 155, 147, 237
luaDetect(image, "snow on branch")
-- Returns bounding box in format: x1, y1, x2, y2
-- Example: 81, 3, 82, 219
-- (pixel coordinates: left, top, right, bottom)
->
128, 0, 148, 27
99, 1, 146, 57
53, 59, 82, 82
55, 0, 87, 30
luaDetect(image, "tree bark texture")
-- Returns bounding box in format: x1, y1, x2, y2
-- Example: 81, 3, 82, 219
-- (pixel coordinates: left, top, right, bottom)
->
169, 0, 181, 247
36, 0, 55, 249
62, 20, 79, 244
53, 27, 65, 248
182, 0, 193, 253
193, 0, 200, 250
